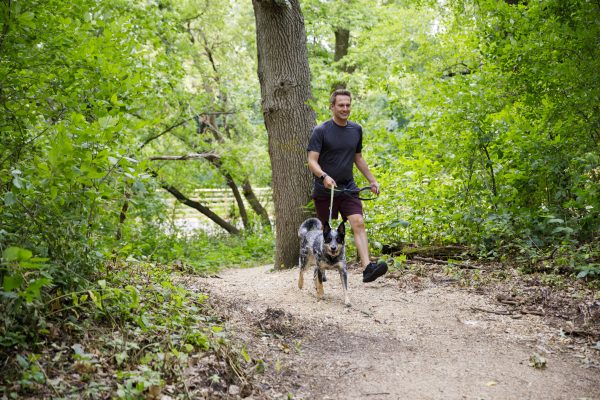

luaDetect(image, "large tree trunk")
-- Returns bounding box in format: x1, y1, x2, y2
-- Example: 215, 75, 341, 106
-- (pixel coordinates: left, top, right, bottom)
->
252, 0, 315, 268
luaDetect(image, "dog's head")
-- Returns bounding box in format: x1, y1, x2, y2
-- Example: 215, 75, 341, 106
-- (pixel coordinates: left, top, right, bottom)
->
322, 221, 345, 257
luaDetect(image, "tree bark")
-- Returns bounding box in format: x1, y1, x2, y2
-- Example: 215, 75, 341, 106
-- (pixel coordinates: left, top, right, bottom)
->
115, 192, 130, 241
252, 0, 315, 268
332, 27, 352, 90
334, 28, 350, 62
242, 179, 271, 228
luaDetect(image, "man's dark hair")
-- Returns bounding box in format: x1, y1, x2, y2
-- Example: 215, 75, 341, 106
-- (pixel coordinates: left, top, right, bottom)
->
329, 89, 352, 106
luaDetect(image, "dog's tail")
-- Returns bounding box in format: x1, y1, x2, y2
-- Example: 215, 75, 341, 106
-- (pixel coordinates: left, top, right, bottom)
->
298, 218, 322, 238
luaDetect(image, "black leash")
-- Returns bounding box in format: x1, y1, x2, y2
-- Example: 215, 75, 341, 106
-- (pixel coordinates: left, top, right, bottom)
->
330, 185, 379, 201
328, 185, 379, 225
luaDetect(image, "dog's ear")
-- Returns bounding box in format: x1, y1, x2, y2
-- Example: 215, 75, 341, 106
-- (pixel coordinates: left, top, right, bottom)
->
337, 221, 345, 237
323, 221, 331, 235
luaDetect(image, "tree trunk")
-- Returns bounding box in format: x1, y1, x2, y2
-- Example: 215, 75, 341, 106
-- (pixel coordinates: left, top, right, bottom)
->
332, 27, 352, 90
252, 0, 315, 268
115, 191, 130, 241
334, 28, 350, 63
242, 179, 271, 228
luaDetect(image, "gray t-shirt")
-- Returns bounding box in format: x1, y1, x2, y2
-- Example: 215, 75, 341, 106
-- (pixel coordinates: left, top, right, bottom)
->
307, 119, 363, 198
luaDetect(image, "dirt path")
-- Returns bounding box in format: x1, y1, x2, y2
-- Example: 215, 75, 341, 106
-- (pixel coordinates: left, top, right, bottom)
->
184, 264, 598, 400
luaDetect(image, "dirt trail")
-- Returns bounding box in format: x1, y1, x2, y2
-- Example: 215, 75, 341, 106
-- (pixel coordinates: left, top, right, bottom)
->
184, 264, 598, 400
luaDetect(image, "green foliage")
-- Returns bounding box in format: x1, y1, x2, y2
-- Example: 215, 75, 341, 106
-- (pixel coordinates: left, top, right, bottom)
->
1, 0, 180, 283
0, 0, 274, 369
307, 0, 600, 275
576, 265, 600, 280
133, 228, 275, 274
1, 260, 248, 398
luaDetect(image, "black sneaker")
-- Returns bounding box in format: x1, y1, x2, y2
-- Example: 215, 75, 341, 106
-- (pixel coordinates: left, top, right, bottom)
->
363, 261, 388, 283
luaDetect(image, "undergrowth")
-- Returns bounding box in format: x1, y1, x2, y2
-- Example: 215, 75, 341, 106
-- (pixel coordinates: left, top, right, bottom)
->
0, 231, 274, 399
115, 228, 275, 275
2, 261, 225, 398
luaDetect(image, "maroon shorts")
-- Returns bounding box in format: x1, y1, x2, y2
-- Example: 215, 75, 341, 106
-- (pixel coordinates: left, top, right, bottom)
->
313, 195, 363, 224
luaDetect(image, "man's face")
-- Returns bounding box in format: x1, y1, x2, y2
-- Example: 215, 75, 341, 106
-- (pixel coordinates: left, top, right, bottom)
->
331, 95, 351, 123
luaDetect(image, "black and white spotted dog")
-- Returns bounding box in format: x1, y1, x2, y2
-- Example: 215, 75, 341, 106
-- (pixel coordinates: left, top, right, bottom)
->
297, 218, 350, 306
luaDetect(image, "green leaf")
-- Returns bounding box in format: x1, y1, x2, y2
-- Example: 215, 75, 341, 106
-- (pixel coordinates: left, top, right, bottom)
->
4, 192, 16, 206
110, 93, 125, 106
17, 11, 35, 28
241, 347, 250, 363
88, 290, 103, 309
23, 278, 52, 302
115, 351, 128, 366
98, 115, 119, 130
3, 247, 33, 262
12, 176, 23, 189
3, 274, 23, 291
552, 226, 574, 234
389, 219, 410, 228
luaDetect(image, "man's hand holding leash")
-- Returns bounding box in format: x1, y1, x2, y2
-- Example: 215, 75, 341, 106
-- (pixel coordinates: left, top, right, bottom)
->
370, 181, 380, 195
323, 175, 336, 189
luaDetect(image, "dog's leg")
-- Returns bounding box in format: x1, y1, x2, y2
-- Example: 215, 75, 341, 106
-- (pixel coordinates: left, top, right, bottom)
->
298, 254, 307, 289
314, 268, 325, 300
339, 265, 350, 307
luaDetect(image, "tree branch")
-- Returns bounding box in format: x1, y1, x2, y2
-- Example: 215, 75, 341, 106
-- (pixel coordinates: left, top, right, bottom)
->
138, 117, 194, 150
162, 184, 240, 235
149, 153, 219, 161
138, 112, 235, 150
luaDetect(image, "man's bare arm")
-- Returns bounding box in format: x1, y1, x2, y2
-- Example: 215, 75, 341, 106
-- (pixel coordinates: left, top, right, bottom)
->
308, 151, 336, 188
354, 153, 380, 193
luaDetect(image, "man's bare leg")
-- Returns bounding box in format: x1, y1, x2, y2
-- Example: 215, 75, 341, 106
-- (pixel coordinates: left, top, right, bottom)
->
346, 214, 370, 267
346, 213, 388, 282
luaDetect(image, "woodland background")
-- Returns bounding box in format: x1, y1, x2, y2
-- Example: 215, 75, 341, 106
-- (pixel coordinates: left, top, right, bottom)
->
0, 0, 598, 398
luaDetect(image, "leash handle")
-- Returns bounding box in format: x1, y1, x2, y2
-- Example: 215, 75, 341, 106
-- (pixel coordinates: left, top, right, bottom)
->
328, 185, 334, 226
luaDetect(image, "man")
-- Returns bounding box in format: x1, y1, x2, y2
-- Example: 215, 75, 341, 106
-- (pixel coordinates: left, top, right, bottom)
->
307, 89, 388, 283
